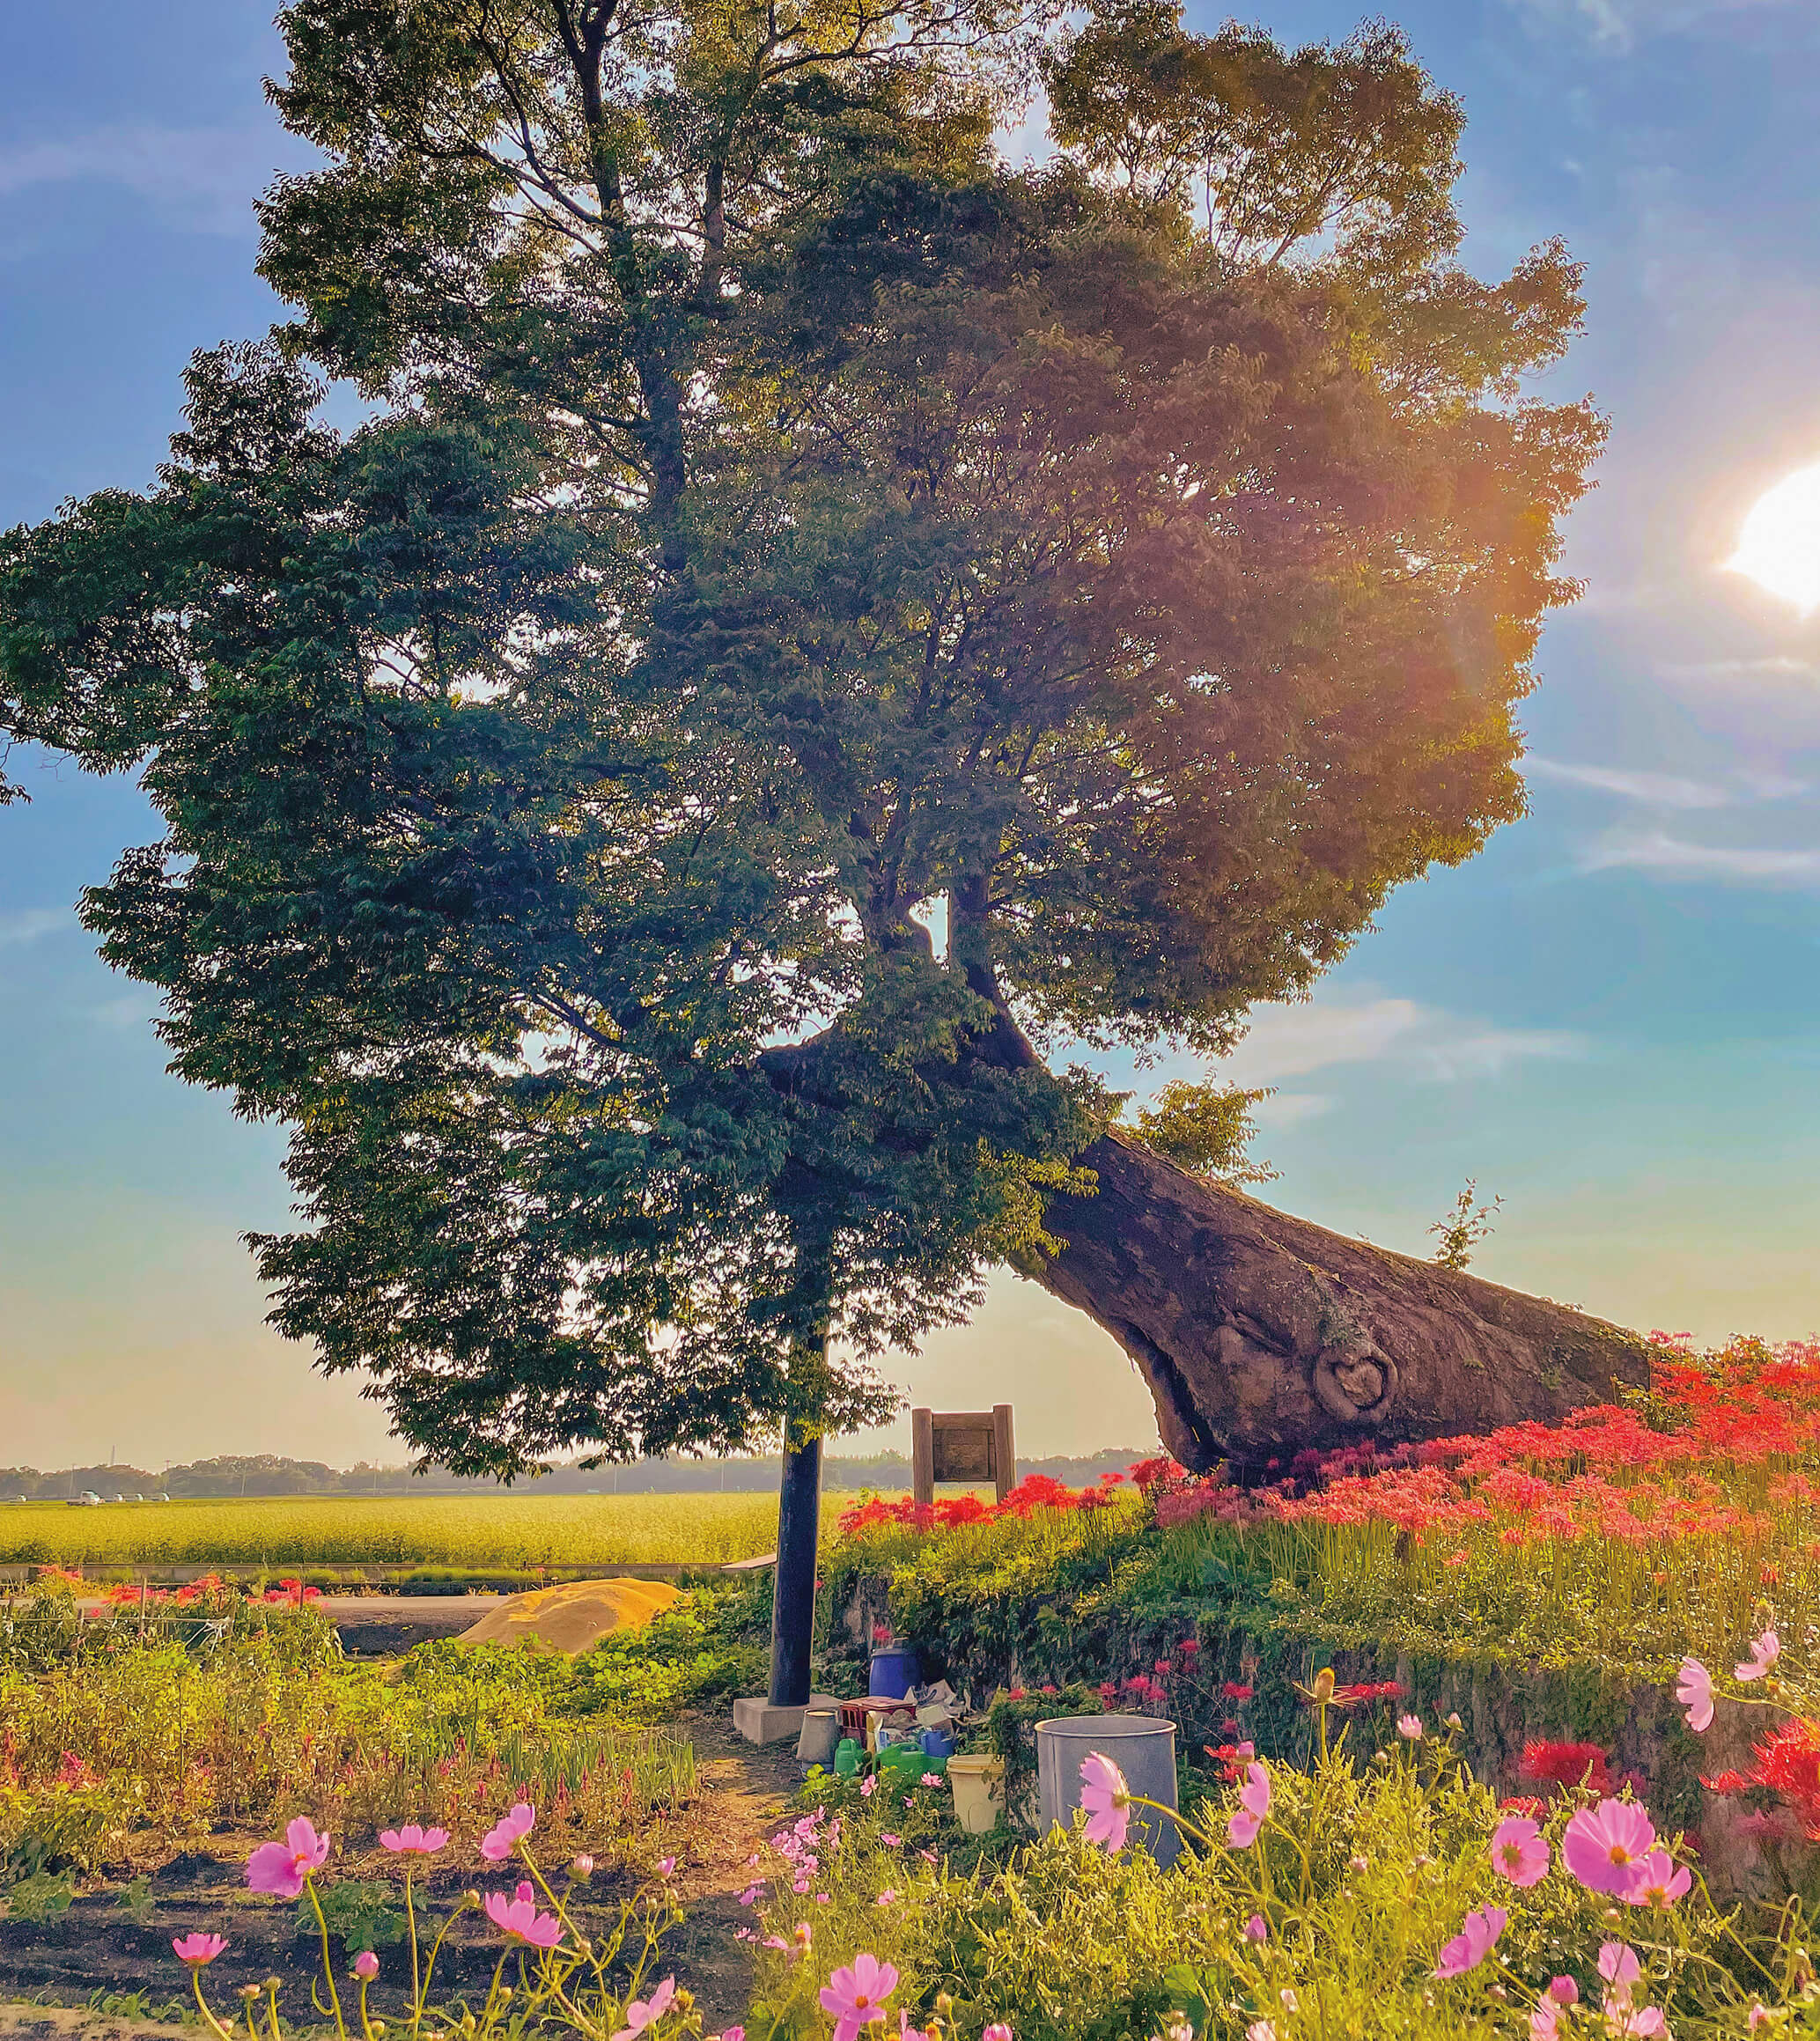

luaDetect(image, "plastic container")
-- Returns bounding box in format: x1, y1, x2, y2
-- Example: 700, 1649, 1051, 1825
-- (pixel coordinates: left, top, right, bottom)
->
869, 1647, 920, 1699
1035, 1713, 1181, 1867
919, 1727, 954, 1761
797, 1707, 840, 1766
947, 1754, 1004, 1835
833, 1739, 862, 1778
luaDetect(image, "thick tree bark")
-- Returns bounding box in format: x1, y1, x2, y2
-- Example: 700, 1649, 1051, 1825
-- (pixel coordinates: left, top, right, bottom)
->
1030, 1131, 1651, 1473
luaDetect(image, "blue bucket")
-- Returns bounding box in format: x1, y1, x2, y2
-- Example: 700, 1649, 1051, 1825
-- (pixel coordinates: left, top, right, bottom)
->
919, 1727, 954, 1760
868, 1647, 919, 1698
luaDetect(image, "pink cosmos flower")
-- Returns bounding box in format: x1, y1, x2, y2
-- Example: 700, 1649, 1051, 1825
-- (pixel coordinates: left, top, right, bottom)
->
1599, 1942, 1641, 1997
859, 1776, 876, 1799
655, 1857, 676, 1878
1228, 1762, 1271, 1850
172, 1934, 227, 1966
819, 1954, 898, 2041
875, 1889, 900, 1907
983, 2027, 1013, 2041
611, 1976, 677, 2041
353, 1952, 379, 1982
573, 1856, 596, 1878
247, 1817, 330, 1898
1079, 1752, 1132, 1851
483, 1882, 563, 1950
1529, 1977, 1578, 2041
880, 1832, 901, 1847
1397, 1715, 1423, 1741
1675, 1660, 1713, 1733
480, 1802, 535, 1862
379, 1824, 448, 1854
718, 2031, 747, 2041
1562, 1799, 1658, 1895
1244, 1915, 1268, 1942
1433, 1905, 1507, 1980
1625, 1849, 1692, 1909
920, 1772, 941, 1788
1597, 1941, 1670, 2035
1736, 1631, 1779, 1682
1490, 1816, 1551, 1888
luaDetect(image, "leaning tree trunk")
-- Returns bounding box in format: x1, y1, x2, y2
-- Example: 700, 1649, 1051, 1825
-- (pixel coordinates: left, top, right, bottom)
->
1029, 1131, 1652, 1473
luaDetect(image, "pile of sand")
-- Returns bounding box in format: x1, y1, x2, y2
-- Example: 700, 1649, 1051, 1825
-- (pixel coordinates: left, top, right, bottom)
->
458, 1577, 682, 1654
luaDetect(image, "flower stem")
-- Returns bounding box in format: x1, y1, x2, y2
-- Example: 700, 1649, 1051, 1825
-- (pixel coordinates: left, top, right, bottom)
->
404, 1864, 422, 2029
189, 1969, 234, 2041
305, 1875, 348, 2038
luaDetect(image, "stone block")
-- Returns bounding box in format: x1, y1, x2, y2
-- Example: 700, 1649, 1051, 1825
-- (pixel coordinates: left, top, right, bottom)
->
732, 1692, 843, 1745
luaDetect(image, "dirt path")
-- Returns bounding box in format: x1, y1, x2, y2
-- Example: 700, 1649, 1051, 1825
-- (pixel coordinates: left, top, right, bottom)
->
0, 1718, 802, 2034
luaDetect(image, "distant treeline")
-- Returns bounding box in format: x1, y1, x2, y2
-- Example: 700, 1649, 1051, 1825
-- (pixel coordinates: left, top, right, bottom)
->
0, 1447, 1150, 1502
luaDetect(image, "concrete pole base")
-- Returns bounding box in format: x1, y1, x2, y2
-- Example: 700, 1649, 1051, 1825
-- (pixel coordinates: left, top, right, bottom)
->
732, 1692, 844, 1745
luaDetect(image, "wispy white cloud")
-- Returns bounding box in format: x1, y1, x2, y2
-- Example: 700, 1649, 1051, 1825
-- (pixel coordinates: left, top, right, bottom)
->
0, 908, 70, 947
0, 125, 314, 238
1523, 757, 1733, 809
1523, 756, 1809, 808
1658, 655, 1820, 684
1249, 1090, 1332, 1129
1507, 0, 1809, 52
1581, 829, 1820, 883
1219, 996, 1584, 1089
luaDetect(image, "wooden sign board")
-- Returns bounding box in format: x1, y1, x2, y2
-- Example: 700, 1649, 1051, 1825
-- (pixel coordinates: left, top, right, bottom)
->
910, 1404, 1015, 1507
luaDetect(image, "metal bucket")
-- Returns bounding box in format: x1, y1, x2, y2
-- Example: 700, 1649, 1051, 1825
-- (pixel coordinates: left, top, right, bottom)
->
1035, 1713, 1180, 1867
796, 1706, 840, 1766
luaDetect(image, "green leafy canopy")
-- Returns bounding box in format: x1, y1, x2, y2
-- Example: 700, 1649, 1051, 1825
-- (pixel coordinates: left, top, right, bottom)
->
0, 0, 1603, 1473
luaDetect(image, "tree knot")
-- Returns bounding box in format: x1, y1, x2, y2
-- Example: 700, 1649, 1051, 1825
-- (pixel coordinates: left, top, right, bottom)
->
1311, 1338, 1398, 1426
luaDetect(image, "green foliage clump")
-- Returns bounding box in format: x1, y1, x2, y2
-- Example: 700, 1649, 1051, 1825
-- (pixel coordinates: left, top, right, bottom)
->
748, 1743, 1785, 2040
1127, 1080, 1278, 1188
569, 1580, 772, 1724
0, 1580, 739, 1865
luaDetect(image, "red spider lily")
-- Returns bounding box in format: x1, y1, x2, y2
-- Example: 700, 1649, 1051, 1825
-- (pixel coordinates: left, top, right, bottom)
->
1204, 1742, 1256, 1782
1699, 1770, 1751, 1794
1127, 1456, 1187, 1492
1751, 1719, 1820, 1838
1322, 1680, 1404, 1709
1520, 1741, 1616, 1795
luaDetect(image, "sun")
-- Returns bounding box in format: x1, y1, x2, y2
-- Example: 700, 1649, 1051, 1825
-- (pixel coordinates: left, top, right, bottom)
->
1727, 461, 1820, 615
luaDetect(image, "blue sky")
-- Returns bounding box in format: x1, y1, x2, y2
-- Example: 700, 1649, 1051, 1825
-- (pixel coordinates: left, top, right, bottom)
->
3, 0, 1818, 1469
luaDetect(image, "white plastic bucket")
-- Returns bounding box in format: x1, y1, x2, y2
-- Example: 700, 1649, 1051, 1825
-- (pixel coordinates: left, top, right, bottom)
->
947, 1754, 1004, 1835
1035, 1713, 1180, 1867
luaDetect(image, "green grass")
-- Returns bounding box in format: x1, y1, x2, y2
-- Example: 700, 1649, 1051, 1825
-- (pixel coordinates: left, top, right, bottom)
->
0, 1492, 786, 1569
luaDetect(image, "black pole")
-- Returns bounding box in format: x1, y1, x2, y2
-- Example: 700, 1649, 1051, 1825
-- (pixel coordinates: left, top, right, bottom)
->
767, 1420, 823, 1707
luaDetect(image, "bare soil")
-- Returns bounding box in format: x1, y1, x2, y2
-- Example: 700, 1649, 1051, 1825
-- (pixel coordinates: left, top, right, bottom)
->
0, 1720, 799, 2033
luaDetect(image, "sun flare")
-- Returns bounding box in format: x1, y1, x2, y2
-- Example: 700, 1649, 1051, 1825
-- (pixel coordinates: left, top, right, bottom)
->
1727, 462, 1820, 615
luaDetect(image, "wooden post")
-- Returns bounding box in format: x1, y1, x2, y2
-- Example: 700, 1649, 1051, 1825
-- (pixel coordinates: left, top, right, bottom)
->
991, 1404, 1015, 1503
910, 1406, 935, 1509
766, 1424, 822, 1708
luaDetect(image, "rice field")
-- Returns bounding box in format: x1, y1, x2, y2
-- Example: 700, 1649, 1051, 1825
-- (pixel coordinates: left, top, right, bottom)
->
0, 1491, 787, 1569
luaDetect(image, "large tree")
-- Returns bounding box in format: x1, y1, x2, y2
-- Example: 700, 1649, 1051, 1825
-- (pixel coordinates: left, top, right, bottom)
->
2, 0, 1641, 1693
